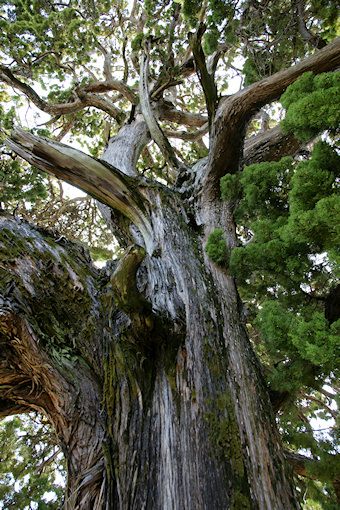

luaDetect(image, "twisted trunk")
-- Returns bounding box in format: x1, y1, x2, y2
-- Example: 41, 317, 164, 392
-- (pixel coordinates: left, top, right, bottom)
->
1, 120, 300, 509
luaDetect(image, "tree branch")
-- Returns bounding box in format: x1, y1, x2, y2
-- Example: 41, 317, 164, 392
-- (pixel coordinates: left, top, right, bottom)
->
203, 37, 340, 199
139, 46, 185, 173
296, 0, 327, 49
189, 23, 218, 129
164, 122, 209, 142
0, 64, 126, 121
80, 79, 137, 104
243, 126, 305, 166
5, 128, 153, 251
285, 450, 318, 479
157, 100, 208, 128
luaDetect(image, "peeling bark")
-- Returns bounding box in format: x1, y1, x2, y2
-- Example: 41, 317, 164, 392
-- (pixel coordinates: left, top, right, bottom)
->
5, 127, 153, 252
0, 188, 299, 509
0, 215, 108, 508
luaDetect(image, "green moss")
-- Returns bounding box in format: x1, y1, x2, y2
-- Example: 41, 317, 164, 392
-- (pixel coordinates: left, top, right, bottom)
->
0, 225, 94, 361
204, 391, 251, 509
0, 229, 33, 261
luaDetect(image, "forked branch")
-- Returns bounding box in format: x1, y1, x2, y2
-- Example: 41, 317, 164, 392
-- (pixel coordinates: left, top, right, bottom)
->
139, 45, 186, 173
203, 37, 340, 198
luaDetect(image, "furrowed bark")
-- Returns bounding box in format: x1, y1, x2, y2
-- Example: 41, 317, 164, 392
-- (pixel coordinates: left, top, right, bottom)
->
0, 215, 109, 508
203, 37, 340, 198
0, 186, 300, 509
2, 41, 322, 507
243, 125, 305, 166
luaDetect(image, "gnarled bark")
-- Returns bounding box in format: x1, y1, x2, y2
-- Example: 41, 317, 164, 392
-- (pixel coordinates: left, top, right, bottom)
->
5, 36, 340, 510
0, 215, 108, 508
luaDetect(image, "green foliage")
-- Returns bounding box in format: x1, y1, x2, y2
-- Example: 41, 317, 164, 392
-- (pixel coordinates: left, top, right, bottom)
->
182, 0, 203, 27
220, 172, 243, 202
0, 415, 65, 510
228, 142, 340, 377
220, 74, 340, 495
205, 228, 229, 266
280, 71, 340, 141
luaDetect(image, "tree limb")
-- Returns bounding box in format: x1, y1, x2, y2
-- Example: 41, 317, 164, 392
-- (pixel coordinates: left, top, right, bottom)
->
157, 100, 208, 128
285, 450, 318, 479
80, 79, 137, 104
296, 0, 327, 49
139, 46, 185, 172
203, 37, 340, 199
0, 64, 126, 121
189, 23, 218, 129
243, 126, 305, 166
5, 128, 153, 251
164, 122, 209, 142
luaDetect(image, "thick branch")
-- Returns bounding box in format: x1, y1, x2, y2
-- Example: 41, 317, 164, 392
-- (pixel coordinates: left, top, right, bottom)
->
189, 23, 218, 129
157, 100, 208, 128
81, 80, 137, 104
164, 122, 209, 142
285, 450, 318, 479
139, 48, 185, 172
5, 128, 153, 251
204, 37, 340, 198
296, 0, 327, 49
243, 125, 305, 166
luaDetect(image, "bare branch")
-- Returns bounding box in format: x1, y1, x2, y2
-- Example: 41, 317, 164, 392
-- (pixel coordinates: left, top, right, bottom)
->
80, 80, 137, 104
189, 23, 218, 128
300, 393, 338, 420
158, 100, 208, 128
285, 450, 318, 479
164, 122, 209, 142
54, 117, 76, 142
0, 64, 126, 121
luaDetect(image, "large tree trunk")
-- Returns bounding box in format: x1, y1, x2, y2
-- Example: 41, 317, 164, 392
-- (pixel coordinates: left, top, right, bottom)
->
2, 34, 340, 510
1, 125, 299, 510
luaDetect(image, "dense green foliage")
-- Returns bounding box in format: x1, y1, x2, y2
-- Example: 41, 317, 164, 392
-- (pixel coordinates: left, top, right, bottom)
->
281, 71, 340, 141
0, 415, 65, 510
205, 228, 229, 266
220, 72, 340, 503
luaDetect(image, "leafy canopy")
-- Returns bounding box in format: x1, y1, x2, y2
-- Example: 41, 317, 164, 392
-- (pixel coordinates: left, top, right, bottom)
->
0, 414, 65, 510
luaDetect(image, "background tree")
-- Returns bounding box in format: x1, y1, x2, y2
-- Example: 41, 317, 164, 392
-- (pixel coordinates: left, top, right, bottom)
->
0, 414, 65, 509
0, 0, 339, 508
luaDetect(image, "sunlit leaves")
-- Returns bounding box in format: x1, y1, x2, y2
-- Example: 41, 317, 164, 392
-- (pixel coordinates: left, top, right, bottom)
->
0, 414, 65, 510
280, 71, 340, 141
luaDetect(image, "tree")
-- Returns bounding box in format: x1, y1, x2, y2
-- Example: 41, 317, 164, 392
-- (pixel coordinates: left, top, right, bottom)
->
0, 0, 339, 508
0, 414, 65, 509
